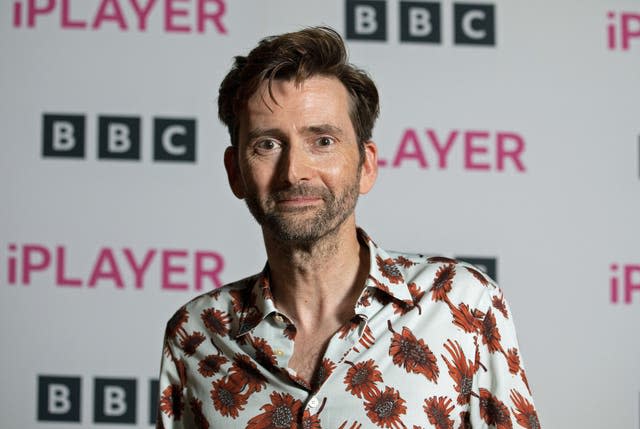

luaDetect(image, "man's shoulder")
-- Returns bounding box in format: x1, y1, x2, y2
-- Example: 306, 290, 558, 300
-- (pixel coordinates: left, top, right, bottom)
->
165, 272, 261, 321
382, 248, 500, 298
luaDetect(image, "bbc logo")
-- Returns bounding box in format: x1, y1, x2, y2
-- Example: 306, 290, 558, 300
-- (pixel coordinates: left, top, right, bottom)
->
42, 114, 197, 162
37, 375, 159, 424
457, 256, 498, 281
346, 0, 496, 46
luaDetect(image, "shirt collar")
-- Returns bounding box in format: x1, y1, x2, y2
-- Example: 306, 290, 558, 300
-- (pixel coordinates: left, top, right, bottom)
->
235, 265, 278, 338
358, 228, 415, 308
234, 228, 416, 337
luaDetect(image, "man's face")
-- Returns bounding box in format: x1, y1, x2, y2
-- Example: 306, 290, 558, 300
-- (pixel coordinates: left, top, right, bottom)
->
225, 75, 377, 243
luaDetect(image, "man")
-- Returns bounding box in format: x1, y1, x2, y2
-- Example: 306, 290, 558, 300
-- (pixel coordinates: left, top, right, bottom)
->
157, 27, 539, 428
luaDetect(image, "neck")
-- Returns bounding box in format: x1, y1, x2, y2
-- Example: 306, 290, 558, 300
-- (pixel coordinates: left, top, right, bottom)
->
262, 219, 369, 330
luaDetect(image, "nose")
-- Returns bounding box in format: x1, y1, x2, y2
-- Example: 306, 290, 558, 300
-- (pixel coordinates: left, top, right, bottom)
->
278, 141, 313, 185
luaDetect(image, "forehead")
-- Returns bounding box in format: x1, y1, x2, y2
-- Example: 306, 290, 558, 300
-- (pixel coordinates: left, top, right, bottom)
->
239, 75, 355, 138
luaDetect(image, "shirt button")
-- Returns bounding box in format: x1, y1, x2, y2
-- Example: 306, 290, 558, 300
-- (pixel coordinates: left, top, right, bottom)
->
308, 396, 319, 408
274, 349, 284, 356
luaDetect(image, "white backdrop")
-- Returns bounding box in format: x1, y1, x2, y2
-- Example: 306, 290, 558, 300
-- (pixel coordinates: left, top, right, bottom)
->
1, 0, 639, 427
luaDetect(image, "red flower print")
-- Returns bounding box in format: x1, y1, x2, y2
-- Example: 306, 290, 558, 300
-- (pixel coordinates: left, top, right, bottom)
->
259, 275, 274, 301
201, 308, 231, 336
198, 354, 228, 377
159, 384, 183, 420
339, 420, 363, 429
302, 398, 325, 429
228, 353, 267, 394
283, 323, 297, 340
230, 287, 256, 313
338, 317, 361, 340
441, 340, 477, 405
369, 275, 392, 295
480, 309, 503, 354
189, 398, 210, 429
479, 388, 513, 429
472, 335, 487, 373
312, 358, 336, 390
302, 407, 323, 429
364, 386, 407, 428
246, 391, 304, 429
344, 359, 383, 399
180, 331, 206, 356
458, 411, 471, 429
388, 321, 439, 382
428, 256, 458, 264
376, 256, 404, 284
506, 348, 521, 375
423, 396, 454, 429
492, 293, 509, 319
510, 389, 540, 429
166, 307, 189, 338
408, 282, 425, 305
520, 369, 532, 395
210, 377, 247, 418
229, 289, 245, 313
395, 255, 415, 268
450, 303, 483, 333
240, 306, 263, 330
207, 287, 222, 300
465, 266, 489, 287
250, 336, 278, 370
392, 282, 424, 315
354, 325, 376, 352
431, 264, 455, 303
236, 307, 264, 345
358, 289, 374, 307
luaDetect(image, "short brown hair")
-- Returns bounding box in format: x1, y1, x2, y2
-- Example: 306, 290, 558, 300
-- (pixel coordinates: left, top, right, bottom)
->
217, 26, 379, 156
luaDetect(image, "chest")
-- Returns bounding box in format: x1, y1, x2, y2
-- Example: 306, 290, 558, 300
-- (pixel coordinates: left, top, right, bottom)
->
193, 320, 476, 429
287, 325, 341, 386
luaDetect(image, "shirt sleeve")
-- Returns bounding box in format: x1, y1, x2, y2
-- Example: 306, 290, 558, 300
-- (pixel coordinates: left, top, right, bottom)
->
156, 325, 188, 429
468, 286, 541, 428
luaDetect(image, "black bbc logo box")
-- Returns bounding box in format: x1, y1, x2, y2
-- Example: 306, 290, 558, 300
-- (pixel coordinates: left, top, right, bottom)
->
42, 114, 196, 162
37, 375, 159, 424
346, 0, 495, 46
456, 256, 498, 281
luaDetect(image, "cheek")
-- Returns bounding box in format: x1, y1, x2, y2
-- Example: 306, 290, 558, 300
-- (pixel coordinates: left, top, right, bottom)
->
323, 152, 360, 178
241, 161, 276, 192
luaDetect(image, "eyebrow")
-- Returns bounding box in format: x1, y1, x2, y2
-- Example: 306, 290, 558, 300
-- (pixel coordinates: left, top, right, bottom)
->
246, 128, 286, 142
305, 124, 345, 137
246, 124, 345, 142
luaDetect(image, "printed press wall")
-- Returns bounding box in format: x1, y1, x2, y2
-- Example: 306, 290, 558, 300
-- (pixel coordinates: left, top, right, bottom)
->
1, 0, 639, 427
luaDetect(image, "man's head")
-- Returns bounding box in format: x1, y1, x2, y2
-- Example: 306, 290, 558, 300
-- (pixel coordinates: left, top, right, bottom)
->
218, 26, 379, 160
218, 27, 380, 243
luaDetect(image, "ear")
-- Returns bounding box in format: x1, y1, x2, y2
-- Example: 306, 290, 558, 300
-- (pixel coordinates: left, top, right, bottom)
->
224, 146, 245, 199
359, 141, 378, 194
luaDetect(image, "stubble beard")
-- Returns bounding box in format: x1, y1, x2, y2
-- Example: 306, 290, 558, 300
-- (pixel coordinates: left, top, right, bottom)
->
244, 178, 361, 244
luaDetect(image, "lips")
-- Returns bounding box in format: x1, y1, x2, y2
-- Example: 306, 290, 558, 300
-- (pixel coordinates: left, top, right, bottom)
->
272, 186, 328, 204
276, 195, 321, 203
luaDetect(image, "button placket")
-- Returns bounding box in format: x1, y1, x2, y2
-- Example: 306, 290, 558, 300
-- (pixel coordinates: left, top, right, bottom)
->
307, 395, 319, 409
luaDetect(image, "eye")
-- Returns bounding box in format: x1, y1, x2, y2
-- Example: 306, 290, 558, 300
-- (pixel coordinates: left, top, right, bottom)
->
254, 139, 281, 154
316, 136, 335, 147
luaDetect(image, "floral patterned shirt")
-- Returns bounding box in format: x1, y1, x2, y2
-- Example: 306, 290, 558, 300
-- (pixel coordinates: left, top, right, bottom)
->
157, 229, 540, 428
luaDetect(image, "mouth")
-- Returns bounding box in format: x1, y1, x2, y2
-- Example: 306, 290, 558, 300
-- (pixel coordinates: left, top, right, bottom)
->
270, 186, 328, 211
272, 189, 326, 211
275, 195, 323, 208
